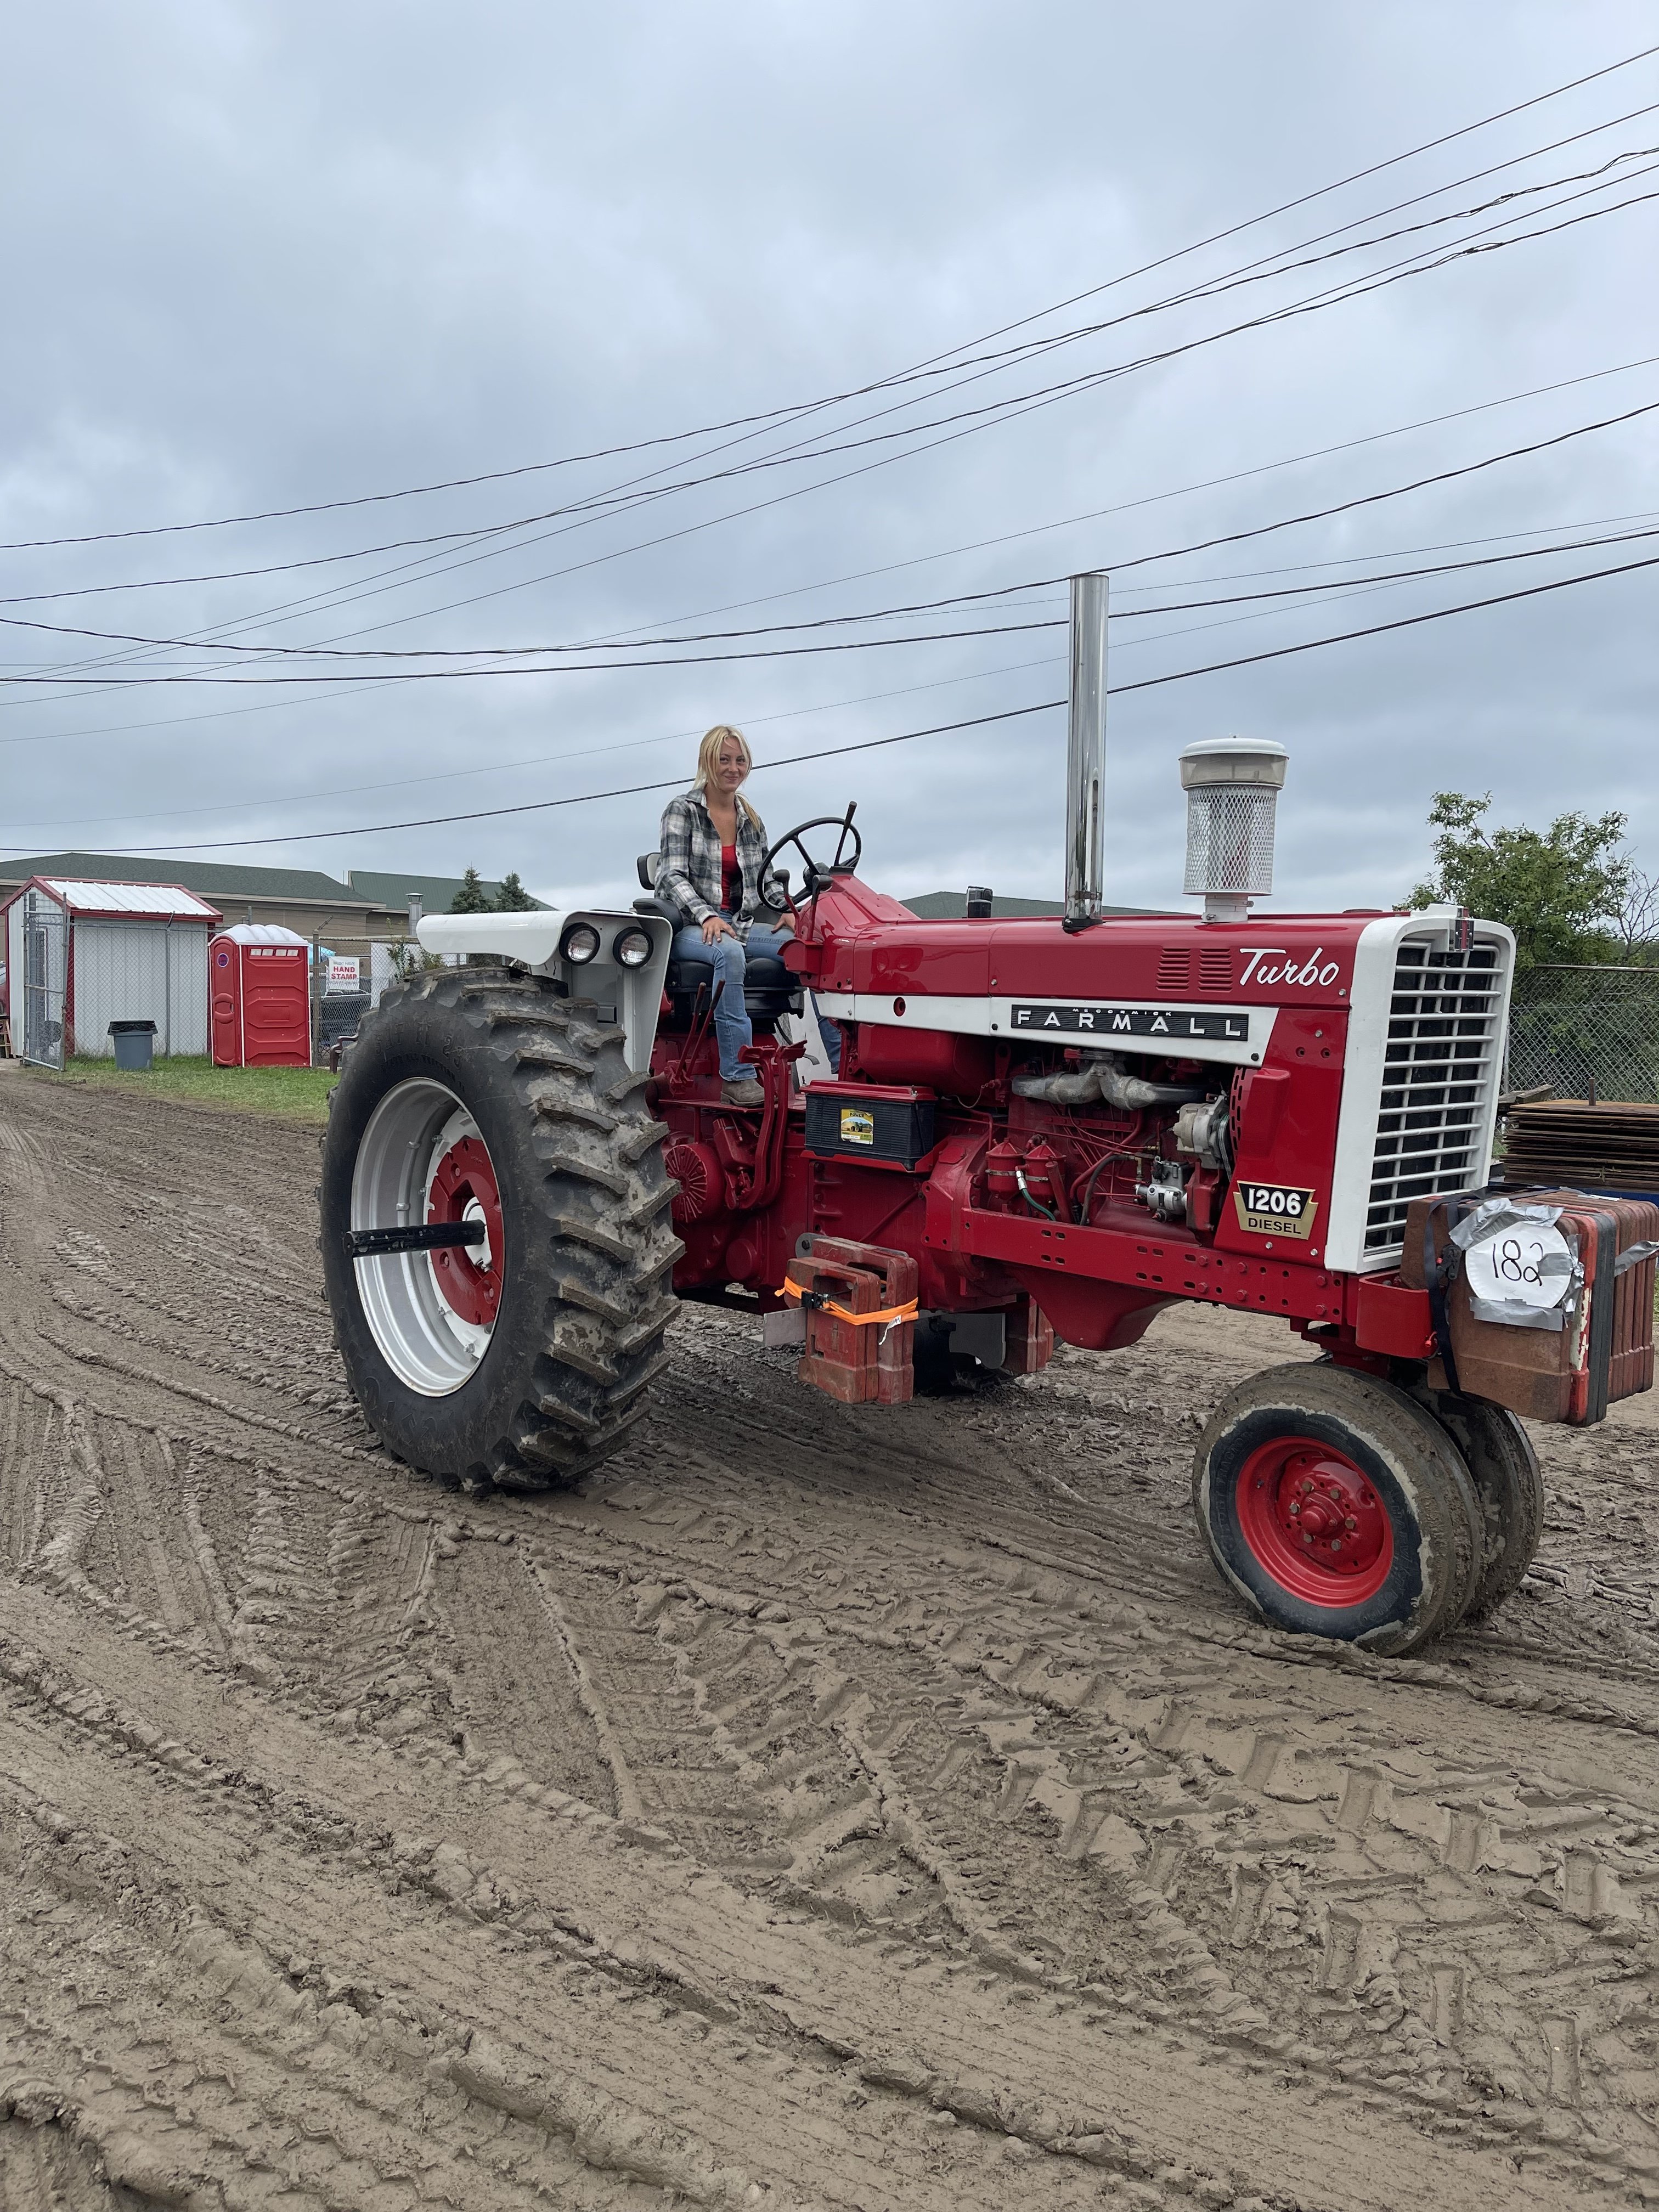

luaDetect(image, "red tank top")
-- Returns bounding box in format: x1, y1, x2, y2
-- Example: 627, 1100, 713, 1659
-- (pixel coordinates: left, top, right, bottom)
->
720, 841, 740, 912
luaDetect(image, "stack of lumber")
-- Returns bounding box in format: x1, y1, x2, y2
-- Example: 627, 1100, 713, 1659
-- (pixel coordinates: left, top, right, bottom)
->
1503, 1100, 1659, 1193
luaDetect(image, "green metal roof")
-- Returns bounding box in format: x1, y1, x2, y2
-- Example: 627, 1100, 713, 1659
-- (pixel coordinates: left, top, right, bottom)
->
347, 869, 550, 912
0, 851, 380, 907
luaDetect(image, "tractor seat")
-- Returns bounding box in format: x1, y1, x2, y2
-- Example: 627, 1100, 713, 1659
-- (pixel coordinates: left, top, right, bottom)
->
634, 851, 802, 1020
664, 943, 800, 1017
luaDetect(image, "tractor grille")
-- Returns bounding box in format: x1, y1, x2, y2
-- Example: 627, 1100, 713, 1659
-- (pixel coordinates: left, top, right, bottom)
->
1364, 937, 1505, 1256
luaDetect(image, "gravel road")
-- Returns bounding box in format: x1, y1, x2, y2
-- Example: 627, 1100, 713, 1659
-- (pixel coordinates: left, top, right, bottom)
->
2, 1068, 1657, 2209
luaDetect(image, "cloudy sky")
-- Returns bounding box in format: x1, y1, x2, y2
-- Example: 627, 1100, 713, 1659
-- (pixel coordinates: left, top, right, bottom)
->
3, 2, 1657, 917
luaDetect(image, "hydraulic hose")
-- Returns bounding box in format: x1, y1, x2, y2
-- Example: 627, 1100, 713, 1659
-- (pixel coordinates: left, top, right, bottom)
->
1015, 1166, 1060, 1221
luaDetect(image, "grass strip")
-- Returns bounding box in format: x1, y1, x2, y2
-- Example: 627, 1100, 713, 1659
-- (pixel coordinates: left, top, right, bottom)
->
16, 1054, 335, 1126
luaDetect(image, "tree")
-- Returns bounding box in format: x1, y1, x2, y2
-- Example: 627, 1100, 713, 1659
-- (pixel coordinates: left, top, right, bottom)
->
449, 867, 492, 913
494, 871, 535, 911
1613, 861, 1659, 962
1409, 791, 1630, 969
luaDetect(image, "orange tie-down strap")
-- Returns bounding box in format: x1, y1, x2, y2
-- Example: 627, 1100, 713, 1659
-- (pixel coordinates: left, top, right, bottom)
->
781, 1280, 919, 1328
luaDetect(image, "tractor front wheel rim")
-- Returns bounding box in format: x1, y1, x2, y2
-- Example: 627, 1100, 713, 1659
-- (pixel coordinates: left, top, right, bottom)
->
1235, 1434, 1393, 1606
350, 1079, 504, 1396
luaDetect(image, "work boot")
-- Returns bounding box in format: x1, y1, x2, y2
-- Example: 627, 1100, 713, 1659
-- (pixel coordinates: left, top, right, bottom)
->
720, 1075, 765, 1107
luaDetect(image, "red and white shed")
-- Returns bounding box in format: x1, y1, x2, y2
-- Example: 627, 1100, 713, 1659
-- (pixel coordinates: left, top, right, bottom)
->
0, 876, 222, 1064
210, 924, 312, 1067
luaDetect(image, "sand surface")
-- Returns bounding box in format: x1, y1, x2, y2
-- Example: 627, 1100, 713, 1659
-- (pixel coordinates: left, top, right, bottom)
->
2, 1071, 1657, 2209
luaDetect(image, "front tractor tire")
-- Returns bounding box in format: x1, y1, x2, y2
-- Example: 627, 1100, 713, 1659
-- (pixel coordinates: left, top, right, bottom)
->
320, 968, 681, 1488
1423, 1392, 1544, 1622
1192, 1363, 1483, 1657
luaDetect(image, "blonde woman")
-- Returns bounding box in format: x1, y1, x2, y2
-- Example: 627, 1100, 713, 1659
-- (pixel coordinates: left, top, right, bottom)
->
656, 726, 838, 1104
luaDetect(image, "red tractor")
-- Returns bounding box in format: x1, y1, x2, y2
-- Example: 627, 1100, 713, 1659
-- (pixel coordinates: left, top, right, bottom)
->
319, 578, 1654, 1656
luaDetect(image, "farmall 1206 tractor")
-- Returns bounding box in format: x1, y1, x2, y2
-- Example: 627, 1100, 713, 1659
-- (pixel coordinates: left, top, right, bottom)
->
319, 575, 1656, 1656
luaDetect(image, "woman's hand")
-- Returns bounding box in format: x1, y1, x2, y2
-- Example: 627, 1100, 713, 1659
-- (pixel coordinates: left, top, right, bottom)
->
701, 913, 736, 945
773, 914, 795, 935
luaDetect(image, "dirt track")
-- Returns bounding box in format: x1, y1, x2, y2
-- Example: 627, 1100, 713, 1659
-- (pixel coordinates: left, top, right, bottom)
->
2, 1070, 1657, 2210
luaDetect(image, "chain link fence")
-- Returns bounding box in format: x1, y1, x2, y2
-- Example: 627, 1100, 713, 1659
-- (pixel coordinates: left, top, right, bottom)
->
314, 939, 465, 1063
1505, 964, 1659, 1104
18, 889, 66, 1069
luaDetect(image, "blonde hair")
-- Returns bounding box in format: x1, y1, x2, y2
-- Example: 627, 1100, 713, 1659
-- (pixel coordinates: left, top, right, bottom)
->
693, 724, 764, 833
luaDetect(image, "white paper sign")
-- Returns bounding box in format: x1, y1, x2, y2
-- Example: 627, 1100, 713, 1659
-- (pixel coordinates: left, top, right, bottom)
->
326, 956, 360, 994
1463, 1221, 1573, 1310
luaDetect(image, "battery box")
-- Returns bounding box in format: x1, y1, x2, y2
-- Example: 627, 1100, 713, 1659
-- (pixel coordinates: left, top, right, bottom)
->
803, 1082, 936, 1169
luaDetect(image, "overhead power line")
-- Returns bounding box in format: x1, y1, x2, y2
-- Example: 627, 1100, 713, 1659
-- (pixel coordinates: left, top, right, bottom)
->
19, 538, 1654, 859
0, 617, 1066, 682
862, 44, 1659, 388
0, 650, 1064, 838
567, 356, 1659, 646
18, 136, 1657, 631
12, 517, 1659, 670
11, 394, 1657, 677
16, 110, 1659, 699
28, 326, 1658, 723
192, 172, 1659, 664
16, 494, 1655, 821
24, 114, 1659, 703
19, 358, 1654, 750
1079, 393, 1659, 582
592, 144, 1659, 513
1107, 502, 1659, 592
1113, 521, 1659, 616
1109, 543, 1659, 693
23, 503, 1646, 836
9, 112, 1659, 626
0, 701, 1068, 854
5, 35, 1655, 556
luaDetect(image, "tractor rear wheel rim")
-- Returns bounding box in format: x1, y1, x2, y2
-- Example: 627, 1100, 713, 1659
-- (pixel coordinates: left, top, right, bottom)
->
1236, 1435, 1393, 1606
426, 1132, 504, 1328
351, 1078, 504, 1396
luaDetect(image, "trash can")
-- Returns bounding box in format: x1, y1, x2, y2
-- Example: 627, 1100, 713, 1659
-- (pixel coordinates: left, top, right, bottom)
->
109, 1019, 158, 1071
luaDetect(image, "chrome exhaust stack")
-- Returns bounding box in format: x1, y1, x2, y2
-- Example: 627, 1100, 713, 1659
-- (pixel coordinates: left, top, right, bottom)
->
1063, 571, 1109, 933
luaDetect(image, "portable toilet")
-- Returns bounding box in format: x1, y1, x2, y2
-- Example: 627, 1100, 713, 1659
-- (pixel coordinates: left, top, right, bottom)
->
210, 925, 311, 1066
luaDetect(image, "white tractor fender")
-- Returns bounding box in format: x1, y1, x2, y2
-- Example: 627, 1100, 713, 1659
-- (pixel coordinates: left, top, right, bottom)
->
417, 910, 567, 966
415, 908, 670, 1074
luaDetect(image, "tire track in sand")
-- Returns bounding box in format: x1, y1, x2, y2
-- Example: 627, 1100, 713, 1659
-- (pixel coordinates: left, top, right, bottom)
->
0, 1586, 1623, 2210
4, 1070, 1659, 2206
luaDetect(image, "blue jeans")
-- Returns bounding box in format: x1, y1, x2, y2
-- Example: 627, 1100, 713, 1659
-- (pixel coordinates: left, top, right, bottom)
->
672, 921, 842, 1080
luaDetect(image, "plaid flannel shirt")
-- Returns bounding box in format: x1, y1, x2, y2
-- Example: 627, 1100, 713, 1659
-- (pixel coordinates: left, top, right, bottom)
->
656, 789, 786, 941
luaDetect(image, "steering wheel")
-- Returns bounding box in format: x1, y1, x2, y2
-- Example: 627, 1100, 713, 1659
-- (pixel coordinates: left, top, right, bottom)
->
759, 806, 862, 914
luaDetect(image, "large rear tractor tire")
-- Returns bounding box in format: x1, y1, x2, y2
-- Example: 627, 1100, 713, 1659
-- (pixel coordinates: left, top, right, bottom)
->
319, 967, 681, 1488
1421, 1393, 1544, 1623
1192, 1363, 1483, 1657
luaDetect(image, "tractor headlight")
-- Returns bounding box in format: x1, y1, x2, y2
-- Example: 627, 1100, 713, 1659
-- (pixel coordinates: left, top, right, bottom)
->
613, 927, 653, 969
561, 923, 602, 964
